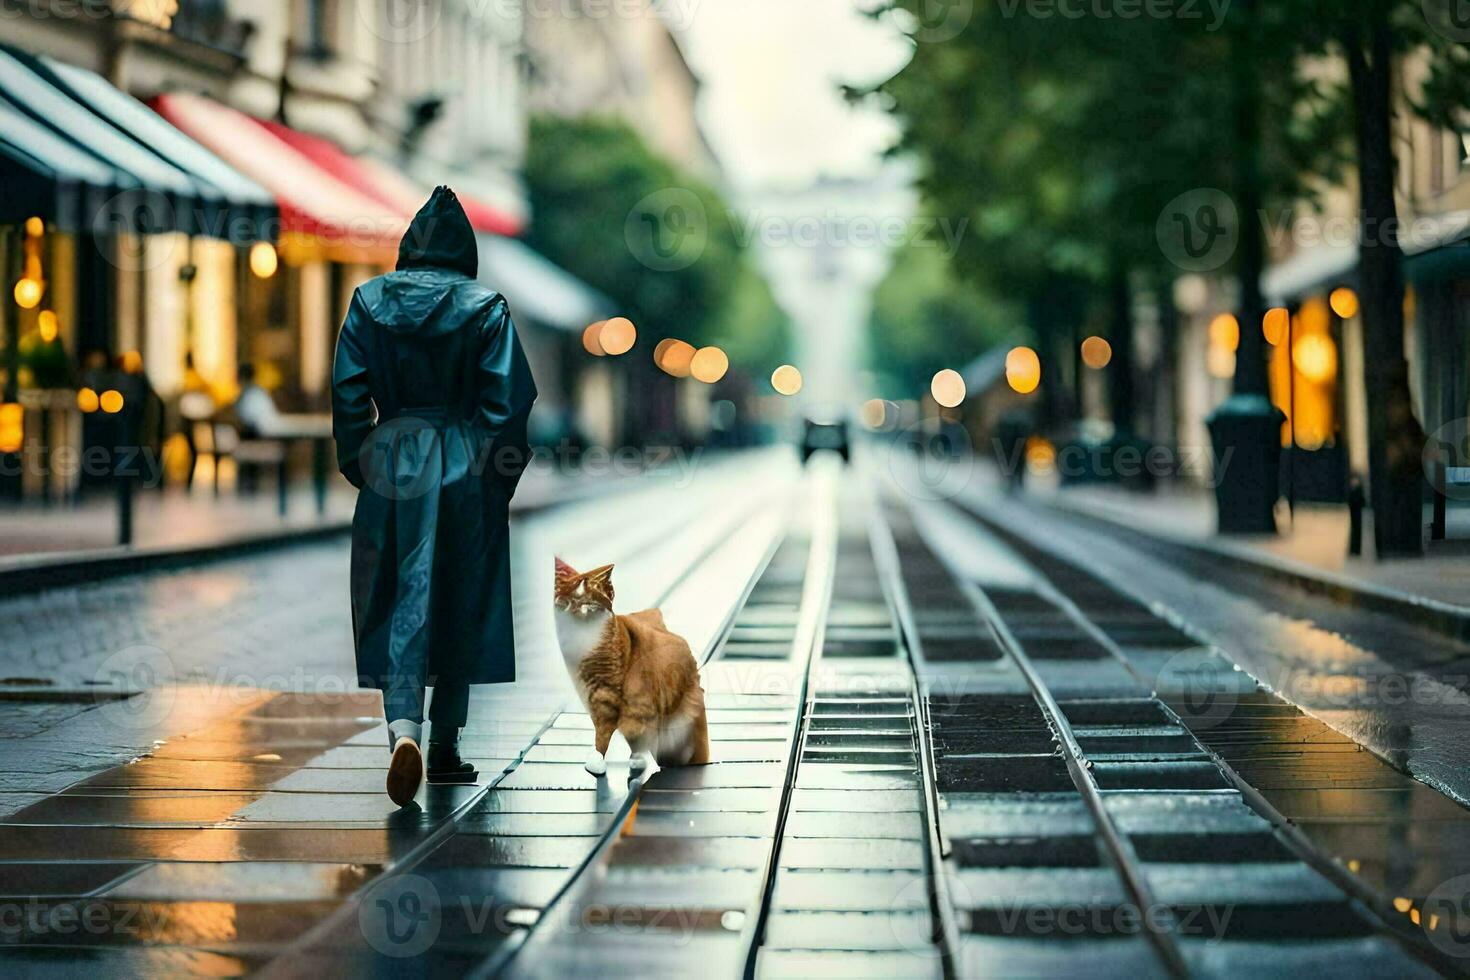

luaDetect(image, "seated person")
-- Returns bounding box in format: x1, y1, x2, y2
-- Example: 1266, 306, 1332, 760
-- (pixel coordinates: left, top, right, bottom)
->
233, 362, 280, 437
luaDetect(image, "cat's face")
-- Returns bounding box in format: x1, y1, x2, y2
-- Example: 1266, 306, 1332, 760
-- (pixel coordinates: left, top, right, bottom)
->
554, 557, 614, 618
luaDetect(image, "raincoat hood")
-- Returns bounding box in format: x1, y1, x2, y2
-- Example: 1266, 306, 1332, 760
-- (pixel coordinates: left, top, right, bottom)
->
359, 186, 497, 336
396, 185, 478, 279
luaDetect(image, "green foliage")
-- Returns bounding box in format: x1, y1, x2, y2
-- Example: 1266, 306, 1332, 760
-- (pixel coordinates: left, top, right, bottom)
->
523, 115, 750, 352
703, 262, 790, 368
868, 242, 1021, 398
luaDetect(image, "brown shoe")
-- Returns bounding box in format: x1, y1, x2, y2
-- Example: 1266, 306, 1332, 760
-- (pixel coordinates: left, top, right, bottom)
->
387, 736, 423, 807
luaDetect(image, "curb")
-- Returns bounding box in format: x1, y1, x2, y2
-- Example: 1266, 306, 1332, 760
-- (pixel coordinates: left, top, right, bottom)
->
0, 476, 618, 598
0, 521, 353, 597
1036, 493, 1470, 645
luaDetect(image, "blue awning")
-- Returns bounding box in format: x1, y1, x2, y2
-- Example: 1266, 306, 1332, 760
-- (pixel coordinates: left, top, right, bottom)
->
0, 42, 275, 240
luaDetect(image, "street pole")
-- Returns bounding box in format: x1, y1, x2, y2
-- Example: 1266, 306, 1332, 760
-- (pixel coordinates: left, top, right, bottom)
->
1207, 0, 1285, 534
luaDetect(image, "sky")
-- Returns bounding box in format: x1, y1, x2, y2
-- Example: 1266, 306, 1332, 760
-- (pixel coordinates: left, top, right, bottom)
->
676, 0, 912, 190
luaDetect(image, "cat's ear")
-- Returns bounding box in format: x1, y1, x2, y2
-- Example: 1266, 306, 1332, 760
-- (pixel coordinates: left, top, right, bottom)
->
584, 563, 615, 597
554, 556, 577, 579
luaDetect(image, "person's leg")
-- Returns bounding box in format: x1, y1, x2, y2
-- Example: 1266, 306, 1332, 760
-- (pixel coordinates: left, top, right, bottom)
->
427, 678, 476, 783
383, 670, 427, 751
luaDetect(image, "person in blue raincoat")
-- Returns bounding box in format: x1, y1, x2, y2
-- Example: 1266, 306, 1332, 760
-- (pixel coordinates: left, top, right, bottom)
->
332, 186, 537, 806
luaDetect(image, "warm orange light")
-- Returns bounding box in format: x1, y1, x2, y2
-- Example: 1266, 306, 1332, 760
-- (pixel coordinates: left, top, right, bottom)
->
1330, 287, 1359, 320
599, 317, 636, 356
1209, 313, 1240, 353
582, 321, 607, 356
77, 387, 100, 413
1005, 347, 1041, 395
1263, 307, 1290, 346
0, 403, 21, 453
120, 350, 144, 374
1025, 435, 1056, 473
99, 390, 125, 414
249, 241, 278, 279
37, 310, 58, 342
24, 217, 42, 237
690, 347, 729, 384
771, 364, 802, 396
931, 368, 966, 408
655, 339, 696, 377
1080, 336, 1113, 369
1292, 334, 1337, 384
13, 277, 41, 309
1297, 296, 1330, 334
1207, 345, 1236, 379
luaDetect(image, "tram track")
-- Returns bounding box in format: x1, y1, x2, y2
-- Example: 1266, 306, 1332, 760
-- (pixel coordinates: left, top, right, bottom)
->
873, 462, 1446, 977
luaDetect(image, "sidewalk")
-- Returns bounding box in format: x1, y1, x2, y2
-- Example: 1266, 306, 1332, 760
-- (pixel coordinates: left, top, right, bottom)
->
0, 465, 592, 571
1037, 479, 1470, 614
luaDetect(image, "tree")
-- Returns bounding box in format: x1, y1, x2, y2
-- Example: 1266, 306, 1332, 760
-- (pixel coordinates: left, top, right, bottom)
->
1285, 0, 1470, 554
867, 241, 1019, 399
523, 114, 741, 349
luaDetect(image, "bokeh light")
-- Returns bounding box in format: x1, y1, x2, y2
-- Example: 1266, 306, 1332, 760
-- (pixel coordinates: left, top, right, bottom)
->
100, 389, 125, 414
1209, 313, 1240, 353
1263, 307, 1290, 346
771, 364, 802, 396
582, 321, 607, 356
249, 241, 278, 279
24, 217, 42, 237
1025, 435, 1057, 474
1080, 336, 1113, 369
1005, 346, 1041, 394
1329, 287, 1359, 320
654, 338, 696, 377
76, 387, 99, 413
0, 403, 20, 454
599, 317, 636, 356
37, 310, 58, 342
1292, 334, 1338, 383
861, 398, 894, 430
690, 347, 729, 384
1207, 345, 1236, 379
13, 278, 41, 309
930, 368, 966, 408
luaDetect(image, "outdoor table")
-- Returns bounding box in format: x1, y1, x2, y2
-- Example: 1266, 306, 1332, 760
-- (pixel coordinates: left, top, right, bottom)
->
259, 413, 333, 516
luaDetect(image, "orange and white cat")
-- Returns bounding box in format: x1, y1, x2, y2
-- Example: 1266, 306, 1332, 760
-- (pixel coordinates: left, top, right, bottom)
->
553, 558, 710, 775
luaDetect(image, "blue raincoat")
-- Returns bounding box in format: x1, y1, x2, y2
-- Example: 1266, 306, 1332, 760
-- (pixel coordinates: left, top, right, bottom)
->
332, 187, 537, 702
